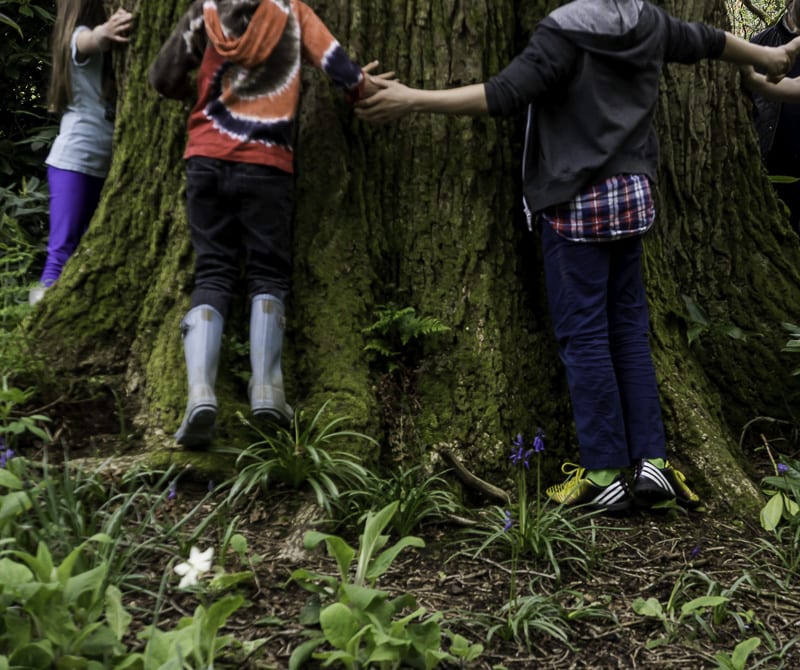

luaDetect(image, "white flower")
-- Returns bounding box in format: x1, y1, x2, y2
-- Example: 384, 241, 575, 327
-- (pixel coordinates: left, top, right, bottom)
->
174, 546, 214, 588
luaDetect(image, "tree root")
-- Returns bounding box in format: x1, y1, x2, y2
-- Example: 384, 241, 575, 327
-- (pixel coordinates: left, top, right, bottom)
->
441, 448, 510, 505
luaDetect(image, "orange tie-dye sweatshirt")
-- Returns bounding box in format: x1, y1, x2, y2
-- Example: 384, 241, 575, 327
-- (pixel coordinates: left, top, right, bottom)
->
148, 0, 365, 174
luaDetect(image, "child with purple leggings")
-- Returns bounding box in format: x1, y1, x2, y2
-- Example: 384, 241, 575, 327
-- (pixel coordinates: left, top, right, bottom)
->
30, 0, 133, 305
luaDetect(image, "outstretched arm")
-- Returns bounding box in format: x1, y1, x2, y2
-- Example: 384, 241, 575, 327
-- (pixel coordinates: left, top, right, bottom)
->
721, 32, 800, 81
355, 79, 487, 123
741, 64, 800, 102
75, 7, 133, 57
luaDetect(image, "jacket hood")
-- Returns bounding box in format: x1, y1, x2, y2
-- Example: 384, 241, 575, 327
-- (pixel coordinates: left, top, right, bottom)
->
544, 0, 658, 64
549, 0, 644, 34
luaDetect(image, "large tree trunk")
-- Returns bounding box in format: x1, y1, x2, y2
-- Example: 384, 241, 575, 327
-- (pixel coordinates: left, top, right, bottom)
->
24, 0, 800, 514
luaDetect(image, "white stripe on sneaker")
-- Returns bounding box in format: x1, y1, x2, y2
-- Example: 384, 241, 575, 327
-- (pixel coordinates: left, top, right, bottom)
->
594, 481, 627, 506
640, 462, 674, 494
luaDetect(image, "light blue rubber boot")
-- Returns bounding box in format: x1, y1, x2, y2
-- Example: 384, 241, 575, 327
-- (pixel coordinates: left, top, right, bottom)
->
249, 294, 293, 425
175, 305, 223, 448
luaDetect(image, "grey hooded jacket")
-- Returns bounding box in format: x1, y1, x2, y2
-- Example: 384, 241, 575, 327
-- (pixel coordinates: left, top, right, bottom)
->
483, 0, 725, 216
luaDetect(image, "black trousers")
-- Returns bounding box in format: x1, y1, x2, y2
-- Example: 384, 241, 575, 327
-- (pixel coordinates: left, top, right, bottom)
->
185, 156, 293, 318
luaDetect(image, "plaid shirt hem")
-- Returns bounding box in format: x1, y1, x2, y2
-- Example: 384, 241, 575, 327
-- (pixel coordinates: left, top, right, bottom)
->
540, 173, 655, 242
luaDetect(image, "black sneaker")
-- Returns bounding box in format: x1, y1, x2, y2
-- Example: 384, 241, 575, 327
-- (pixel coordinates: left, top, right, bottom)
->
546, 463, 632, 513
633, 460, 702, 509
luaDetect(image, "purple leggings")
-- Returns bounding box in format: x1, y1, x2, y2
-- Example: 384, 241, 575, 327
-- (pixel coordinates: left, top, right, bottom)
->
40, 166, 105, 286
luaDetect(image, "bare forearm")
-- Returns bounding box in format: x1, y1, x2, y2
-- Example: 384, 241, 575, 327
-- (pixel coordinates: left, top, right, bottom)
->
75, 26, 113, 54
76, 8, 133, 56
722, 33, 767, 65
721, 32, 800, 81
405, 84, 488, 115
742, 67, 800, 102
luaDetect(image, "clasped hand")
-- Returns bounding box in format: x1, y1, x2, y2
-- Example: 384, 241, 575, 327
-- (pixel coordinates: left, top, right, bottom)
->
764, 35, 800, 82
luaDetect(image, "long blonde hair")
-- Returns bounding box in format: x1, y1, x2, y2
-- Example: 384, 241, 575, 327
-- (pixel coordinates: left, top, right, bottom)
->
47, 0, 111, 114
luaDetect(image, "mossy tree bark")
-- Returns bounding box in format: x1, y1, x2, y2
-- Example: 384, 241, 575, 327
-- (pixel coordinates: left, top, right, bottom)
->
24, 0, 800, 513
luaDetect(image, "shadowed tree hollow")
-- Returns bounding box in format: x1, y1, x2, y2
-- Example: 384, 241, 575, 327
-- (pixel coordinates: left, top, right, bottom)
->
22, 0, 800, 513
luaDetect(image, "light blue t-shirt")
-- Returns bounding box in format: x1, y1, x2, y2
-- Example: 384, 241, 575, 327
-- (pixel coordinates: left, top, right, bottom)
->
46, 26, 114, 178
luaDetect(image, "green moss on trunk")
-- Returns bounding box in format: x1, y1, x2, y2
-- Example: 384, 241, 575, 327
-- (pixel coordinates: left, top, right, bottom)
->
23, 0, 800, 515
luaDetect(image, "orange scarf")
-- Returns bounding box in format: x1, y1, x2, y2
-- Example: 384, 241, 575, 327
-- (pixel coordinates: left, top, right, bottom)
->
203, 0, 289, 69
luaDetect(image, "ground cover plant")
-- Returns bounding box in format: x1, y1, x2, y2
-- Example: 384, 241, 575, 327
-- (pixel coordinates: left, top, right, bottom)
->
3, 397, 800, 669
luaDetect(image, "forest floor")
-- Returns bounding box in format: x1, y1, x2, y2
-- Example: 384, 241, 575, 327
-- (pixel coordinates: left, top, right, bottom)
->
36, 401, 800, 670
118, 463, 800, 670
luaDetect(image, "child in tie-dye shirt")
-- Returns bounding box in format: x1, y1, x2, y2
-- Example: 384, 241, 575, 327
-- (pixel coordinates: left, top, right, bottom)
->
149, 0, 385, 448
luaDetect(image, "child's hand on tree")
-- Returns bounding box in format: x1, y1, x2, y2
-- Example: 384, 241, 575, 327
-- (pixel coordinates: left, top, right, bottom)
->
96, 8, 134, 48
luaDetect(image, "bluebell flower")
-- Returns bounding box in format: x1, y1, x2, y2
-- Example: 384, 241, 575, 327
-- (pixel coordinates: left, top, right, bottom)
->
533, 428, 545, 453
689, 543, 702, 559
503, 509, 513, 532
0, 446, 15, 469
778, 463, 789, 475
510, 445, 533, 469
207, 479, 214, 492
168, 481, 178, 500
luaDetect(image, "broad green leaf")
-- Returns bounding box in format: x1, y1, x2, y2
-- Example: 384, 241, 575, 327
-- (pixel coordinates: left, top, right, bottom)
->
105, 585, 132, 641
341, 583, 389, 612
632, 597, 663, 618
355, 502, 399, 585
682, 295, 710, 326
366, 642, 406, 664
0, 557, 34, 586
760, 493, 784, 531
0, 13, 21, 35
724, 326, 746, 341
731, 637, 761, 669
449, 634, 483, 662
64, 564, 107, 605
8, 639, 54, 669
229, 534, 247, 555
687, 324, 706, 346
680, 595, 728, 617
390, 606, 428, 631
303, 531, 355, 581
320, 602, 360, 650
208, 571, 253, 591
712, 652, 735, 670
783, 495, 800, 519
299, 595, 321, 625
201, 595, 245, 642
75, 624, 121, 657
406, 617, 441, 655
367, 537, 426, 582
288, 637, 325, 670
0, 469, 22, 489
0, 490, 34, 525
55, 543, 88, 584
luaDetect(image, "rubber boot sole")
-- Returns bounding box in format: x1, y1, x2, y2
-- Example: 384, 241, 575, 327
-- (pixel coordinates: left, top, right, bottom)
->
251, 406, 292, 428
175, 404, 217, 449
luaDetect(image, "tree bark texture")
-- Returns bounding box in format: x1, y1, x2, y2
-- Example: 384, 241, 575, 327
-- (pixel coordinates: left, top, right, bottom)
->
24, 0, 800, 513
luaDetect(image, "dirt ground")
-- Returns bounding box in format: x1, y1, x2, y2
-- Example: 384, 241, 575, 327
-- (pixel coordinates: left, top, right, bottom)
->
32, 401, 800, 669
137, 475, 800, 670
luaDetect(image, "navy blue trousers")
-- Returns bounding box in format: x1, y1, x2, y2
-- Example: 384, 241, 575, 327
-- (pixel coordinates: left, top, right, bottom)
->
540, 222, 666, 469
